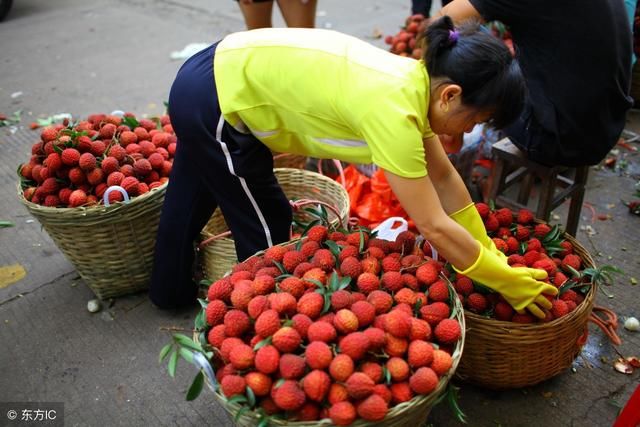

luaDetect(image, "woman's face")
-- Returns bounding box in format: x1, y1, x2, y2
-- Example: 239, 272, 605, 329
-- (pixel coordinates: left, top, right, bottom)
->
427, 82, 492, 136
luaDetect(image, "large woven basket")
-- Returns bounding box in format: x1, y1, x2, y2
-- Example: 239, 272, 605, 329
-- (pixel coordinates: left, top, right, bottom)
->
199, 168, 350, 282
17, 183, 167, 300
456, 232, 596, 389
195, 266, 466, 427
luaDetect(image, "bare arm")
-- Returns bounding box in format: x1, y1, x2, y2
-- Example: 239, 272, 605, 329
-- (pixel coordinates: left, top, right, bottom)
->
383, 169, 479, 270
432, 0, 484, 24
421, 135, 473, 215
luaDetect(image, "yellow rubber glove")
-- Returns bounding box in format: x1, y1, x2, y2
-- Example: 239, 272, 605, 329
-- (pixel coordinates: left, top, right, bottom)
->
454, 245, 558, 318
450, 203, 507, 261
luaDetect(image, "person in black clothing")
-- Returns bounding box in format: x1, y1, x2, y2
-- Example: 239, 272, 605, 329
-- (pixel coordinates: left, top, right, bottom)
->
434, 0, 634, 166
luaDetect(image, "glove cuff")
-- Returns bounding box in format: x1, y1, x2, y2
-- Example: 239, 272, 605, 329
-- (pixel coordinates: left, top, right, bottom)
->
449, 202, 476, 220
452, 242, 485, 275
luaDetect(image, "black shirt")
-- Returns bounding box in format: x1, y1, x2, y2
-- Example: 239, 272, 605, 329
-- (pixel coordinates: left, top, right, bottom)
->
469, 0, 634, 165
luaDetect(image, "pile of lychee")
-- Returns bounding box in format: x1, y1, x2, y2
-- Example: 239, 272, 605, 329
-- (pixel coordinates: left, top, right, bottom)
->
446, 204, 589, 324
203, 225, 463, 425
18, 113, 176, 208
384, 14, 426, 59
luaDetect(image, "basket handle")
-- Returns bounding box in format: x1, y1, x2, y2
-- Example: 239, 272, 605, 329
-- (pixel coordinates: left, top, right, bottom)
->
103, 185, 130, 207
198, 198, 346, 249
317, 159, 346, 188
198, 230, 232, 250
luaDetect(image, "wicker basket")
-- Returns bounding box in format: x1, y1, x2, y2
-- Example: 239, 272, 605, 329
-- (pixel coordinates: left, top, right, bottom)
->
17, 183, 167, 300
199, 168, 350, 282
631, 60, 640, 104
195, 268, 466, 427
456, 232, 596, 389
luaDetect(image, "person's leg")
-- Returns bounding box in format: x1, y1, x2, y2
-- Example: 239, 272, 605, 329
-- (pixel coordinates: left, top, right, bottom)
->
411, 0, 432, 16
149, 142, 217, 308
197, 118, 293, 261
238, 0, 274, 29
150, 44, 222, 309
276, 0, 317, 28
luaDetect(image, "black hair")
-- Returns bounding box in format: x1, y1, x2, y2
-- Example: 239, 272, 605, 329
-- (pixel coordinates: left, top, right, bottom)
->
423, 16, 525, 129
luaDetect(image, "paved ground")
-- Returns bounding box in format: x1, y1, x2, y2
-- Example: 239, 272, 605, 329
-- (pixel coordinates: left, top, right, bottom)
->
0, 1, 638, 426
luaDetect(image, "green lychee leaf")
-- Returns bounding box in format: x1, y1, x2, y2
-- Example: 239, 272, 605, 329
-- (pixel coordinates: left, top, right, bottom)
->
186, 371, 204, 401
305, 278, 325, 289
274, 378, 286, 389
198, 298, 209, 308
253, 337, 273, 351
329, 272, 340, 292
324, 240, 341, 259
227, 395, 248, 405
322, 294, 331, 314
158, 343, 172, 364
122, 115, 140, 130
246, 386, 256, 408
234, 406, 250, 422
271, 260, 287, 275
173, 333, 204, 353
167, 350, 178, 378
199, 279, 211, 287
358, 229, 365, 253
194, 309, 207, 331
300, 218, 321, 237
383, 366, 391, 385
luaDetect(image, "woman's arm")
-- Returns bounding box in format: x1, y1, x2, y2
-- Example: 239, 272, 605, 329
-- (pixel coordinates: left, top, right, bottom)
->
384, 169, 480, 270
432, 0, 483, 23
422, 135, 473, 215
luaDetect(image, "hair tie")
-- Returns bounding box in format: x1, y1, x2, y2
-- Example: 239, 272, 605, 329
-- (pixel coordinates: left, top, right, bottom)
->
448, 29, 459, 45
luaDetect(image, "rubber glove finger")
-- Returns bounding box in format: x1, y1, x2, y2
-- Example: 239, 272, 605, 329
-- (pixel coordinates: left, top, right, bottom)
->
534, 294, 553, 310
540, 283, 559, 296
526, 268, 549, 280
527, 303, 546, 319
515, 308, 526, 315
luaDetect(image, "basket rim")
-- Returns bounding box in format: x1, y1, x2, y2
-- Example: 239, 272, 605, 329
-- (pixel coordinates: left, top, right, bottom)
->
195, 243, 466, 426
461, 220, 597, 329
199, 167, 350, 242
17, 180, 168, 216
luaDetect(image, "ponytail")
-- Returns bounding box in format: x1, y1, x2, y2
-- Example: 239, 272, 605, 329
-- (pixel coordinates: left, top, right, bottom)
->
422, 16, 526, 129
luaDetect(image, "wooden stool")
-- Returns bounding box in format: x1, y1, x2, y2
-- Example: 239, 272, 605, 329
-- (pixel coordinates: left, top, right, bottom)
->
487, 138, 589, 236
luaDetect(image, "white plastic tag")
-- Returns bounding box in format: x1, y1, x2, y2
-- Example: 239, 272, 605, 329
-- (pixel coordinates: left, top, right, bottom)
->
372, 217, 408, 242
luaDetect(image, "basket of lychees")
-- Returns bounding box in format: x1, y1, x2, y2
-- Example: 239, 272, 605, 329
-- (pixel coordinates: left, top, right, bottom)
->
162, 225, 466, 426
17, 113, 176, 299
449, 204, 597, 389
199, 168, 351, 282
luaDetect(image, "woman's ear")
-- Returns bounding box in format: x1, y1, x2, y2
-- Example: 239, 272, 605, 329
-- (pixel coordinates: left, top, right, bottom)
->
439, 84, 463, 111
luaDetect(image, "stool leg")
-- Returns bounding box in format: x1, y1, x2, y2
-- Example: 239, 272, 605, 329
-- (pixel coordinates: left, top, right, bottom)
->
536, 170, 557, 222
517, 173, 535, 206
565, 166, 589, 236
487, 158, 507, 205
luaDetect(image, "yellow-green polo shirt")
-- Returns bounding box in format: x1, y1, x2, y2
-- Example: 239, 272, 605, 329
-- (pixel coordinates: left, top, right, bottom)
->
214, 28, 433, 178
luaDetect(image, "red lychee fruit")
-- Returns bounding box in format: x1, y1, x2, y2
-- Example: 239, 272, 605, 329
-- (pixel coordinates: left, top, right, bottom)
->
367, 290, 393, 314
272, 326, 302, 353
223, 309, 250, 337
312, 248, 335, 271
205, 299, 226, 326
420, 302, 450, 326
408, 339, 434, 368
430, 349, 453, 375
255, 309, 281, 338
279, 354, 306, 379
551, 299, 570, 319
254, 345, 280, 375
339, 332, 370, 361
427, 280, 450, 302
384, 309, 412, 338
302, 369, 331, 402
306, 341, 333, 370
245, 371, 272, 397
334, 309, 359, 334
330, 289, 352, 311
229, 343, 254, 370
390, 382, 414, 404
329, 401, 357, 426
220, 375, 246, 398
494, 301, 515, 321
466, 292, 488, 313
562, 254, 582, 271
306, 225, 328, 242
475, 202, 490, 219
409, 367, 439, 394
387, 356, 410, 381
434, 318, 461, 344
356, 394, 388, 421
416, 263, 439, 286
363, 327, 386, 350
273, 380, 306, 411
346, 372, 375, 399
357, 272, 380, 295
297, 292, 324, 319
339, 256, 362, 279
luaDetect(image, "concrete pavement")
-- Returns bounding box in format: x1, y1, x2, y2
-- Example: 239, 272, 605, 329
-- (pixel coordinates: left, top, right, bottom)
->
1, 1, 638, 426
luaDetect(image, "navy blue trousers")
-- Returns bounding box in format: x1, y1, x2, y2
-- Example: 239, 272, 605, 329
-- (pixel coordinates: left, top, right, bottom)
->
149, 43, 292, 309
